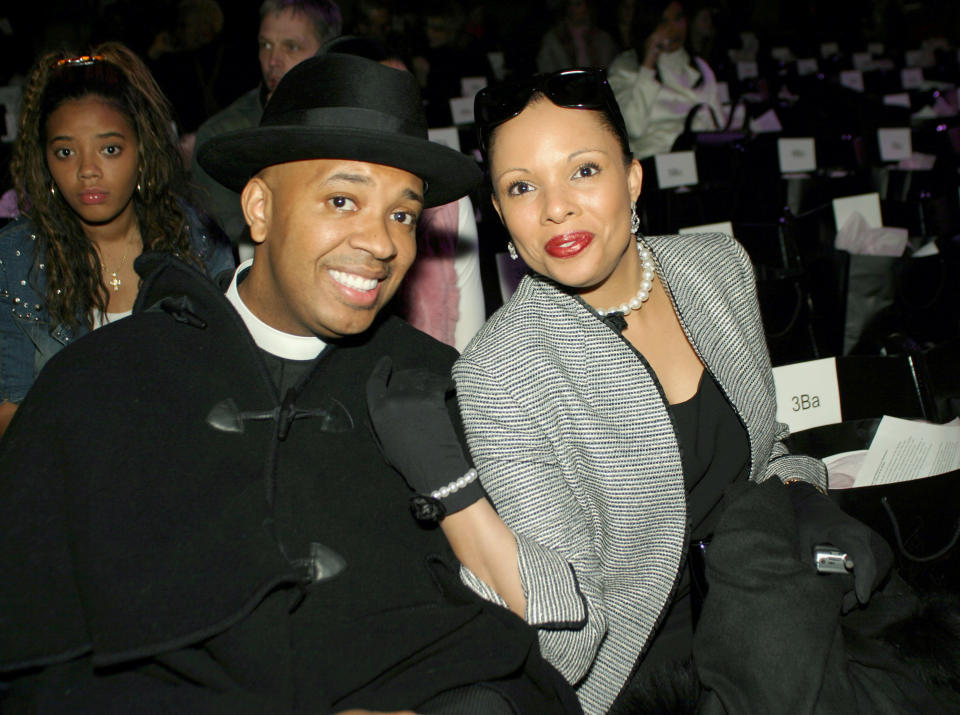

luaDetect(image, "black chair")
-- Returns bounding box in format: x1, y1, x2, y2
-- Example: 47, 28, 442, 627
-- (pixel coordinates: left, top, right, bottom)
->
834, 353, 934, 421
737, 219, 822, 365
917, 338, 960, 423
785, 352, 960, 594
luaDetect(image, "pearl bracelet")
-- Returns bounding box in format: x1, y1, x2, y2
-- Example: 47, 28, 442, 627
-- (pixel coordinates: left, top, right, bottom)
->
430, 468, 478, 500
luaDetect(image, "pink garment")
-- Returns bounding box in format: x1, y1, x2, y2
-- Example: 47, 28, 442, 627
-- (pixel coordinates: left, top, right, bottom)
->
401, 200, 460, 347
0, 189, 20, 218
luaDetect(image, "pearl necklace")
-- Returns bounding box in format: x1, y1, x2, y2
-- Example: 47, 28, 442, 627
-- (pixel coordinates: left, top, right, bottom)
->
595, 241, 656, 318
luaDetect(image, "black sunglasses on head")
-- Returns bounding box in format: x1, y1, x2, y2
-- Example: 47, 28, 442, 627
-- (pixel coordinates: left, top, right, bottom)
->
474, 68, 628, 155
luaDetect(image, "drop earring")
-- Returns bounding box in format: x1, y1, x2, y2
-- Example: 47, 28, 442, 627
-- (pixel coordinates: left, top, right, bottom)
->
507, 241, 518, 260
630, 206, 640, 235
49, 182, 57, 197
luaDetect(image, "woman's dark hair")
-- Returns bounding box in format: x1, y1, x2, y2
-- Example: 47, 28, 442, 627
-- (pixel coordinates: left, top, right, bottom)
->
629, 1, 702, 86
484, 92, 633, 171
11, 41, 198, 330
630, 0, 693, 57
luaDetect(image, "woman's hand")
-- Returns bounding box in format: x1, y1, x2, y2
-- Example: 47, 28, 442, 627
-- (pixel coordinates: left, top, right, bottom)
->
642, 29, 671, 69
365, 356, 484, 516
367, 357, 525, 615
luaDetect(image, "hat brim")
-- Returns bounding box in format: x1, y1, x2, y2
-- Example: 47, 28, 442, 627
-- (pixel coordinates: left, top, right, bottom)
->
197, 126, 480, 208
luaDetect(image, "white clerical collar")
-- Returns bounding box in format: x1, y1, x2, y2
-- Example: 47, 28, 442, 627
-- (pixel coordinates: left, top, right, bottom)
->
225, 259, 326, 360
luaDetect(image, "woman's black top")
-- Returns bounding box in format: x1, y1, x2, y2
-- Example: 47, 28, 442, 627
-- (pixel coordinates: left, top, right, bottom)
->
631, 369, 750, 675
673, 370, 751, 542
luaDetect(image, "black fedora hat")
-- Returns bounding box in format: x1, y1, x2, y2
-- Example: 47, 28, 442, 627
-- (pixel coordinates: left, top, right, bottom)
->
197, 53, 480, 207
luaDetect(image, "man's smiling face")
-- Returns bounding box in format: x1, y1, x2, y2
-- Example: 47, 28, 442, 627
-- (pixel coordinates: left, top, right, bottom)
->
239, 158, 423, 339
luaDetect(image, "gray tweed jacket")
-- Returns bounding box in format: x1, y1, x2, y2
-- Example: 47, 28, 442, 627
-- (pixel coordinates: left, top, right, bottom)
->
452, 232, 827, 715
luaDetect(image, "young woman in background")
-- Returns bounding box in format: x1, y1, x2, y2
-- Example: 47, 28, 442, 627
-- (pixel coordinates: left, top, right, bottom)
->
0, 42, 234, 435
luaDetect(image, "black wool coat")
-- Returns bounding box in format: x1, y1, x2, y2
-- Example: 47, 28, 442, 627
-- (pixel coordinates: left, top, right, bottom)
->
0, 253, 578, 714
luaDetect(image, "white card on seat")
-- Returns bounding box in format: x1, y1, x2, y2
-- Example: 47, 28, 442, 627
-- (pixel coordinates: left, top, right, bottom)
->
460, 77, 486, 100
487, 52, 506, 81
448, 97, 475, 126
777, 138, 816, 173
833, 193, 882, 230
772, 358, 842, 433
820, 42, 840, 58
678, 221, 734, 236
428, 126, 461, 153
877, 128, 912, 162
901, 67, 924, 89
771, 46, 792, 62
883, 92, 911, 108
796, 58, 818, 76
840, 70, 864, 92
906, 49, 935, 68
654, 151, 698, 189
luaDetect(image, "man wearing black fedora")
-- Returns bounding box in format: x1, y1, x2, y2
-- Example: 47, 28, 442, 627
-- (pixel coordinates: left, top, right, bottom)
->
0, 54, 579, 714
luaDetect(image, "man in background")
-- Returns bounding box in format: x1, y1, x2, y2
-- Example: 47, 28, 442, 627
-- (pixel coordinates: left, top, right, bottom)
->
190, 0, 341, 249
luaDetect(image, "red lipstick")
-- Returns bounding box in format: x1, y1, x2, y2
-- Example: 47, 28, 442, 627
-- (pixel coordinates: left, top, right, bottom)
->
545, 231, 593, 258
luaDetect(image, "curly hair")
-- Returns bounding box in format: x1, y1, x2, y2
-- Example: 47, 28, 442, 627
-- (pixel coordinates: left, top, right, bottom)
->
11, 41, 198, 330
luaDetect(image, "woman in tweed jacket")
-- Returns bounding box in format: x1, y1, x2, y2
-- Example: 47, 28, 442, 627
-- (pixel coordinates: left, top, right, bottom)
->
367, 69, 889, 715
454, 231, 828, 712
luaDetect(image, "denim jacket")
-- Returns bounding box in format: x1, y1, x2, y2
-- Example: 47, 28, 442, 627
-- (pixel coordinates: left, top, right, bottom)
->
0, 213, 235, 403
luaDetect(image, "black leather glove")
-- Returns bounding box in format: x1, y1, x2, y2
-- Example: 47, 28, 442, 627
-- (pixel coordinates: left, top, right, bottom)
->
788, 481, 894, 612
366, 356, 484, 519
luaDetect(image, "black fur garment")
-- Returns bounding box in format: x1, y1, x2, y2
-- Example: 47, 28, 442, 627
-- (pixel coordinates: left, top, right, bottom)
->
609, 480, 960, 714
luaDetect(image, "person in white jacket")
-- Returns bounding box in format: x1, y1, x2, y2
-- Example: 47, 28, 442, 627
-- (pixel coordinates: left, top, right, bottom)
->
607, 0, 722, 158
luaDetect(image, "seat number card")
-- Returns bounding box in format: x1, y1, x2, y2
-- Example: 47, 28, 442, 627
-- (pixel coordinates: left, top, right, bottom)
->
654, 151, 698, 189
772, 357, 842, 433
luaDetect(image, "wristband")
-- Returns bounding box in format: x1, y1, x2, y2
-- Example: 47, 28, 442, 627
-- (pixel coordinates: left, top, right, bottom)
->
430, 468, 478, 500
409, 468, 482, 523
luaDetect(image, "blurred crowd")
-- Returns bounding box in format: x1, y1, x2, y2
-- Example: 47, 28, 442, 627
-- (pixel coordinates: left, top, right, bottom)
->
2, 1, 956, 147
1, 0, 959, 363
